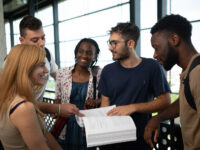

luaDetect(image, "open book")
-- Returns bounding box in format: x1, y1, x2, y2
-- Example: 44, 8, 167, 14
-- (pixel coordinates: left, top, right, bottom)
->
75, 105, 137, 147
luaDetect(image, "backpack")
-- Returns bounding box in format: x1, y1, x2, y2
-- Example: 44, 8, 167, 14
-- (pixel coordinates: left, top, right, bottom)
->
45, 47, 51, 63
183, 55, 200, 110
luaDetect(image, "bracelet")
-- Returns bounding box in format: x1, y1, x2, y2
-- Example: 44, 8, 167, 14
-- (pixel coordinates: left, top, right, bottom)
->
57, 104, 61, 116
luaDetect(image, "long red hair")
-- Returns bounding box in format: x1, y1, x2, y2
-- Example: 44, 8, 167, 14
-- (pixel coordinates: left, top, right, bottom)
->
0, 44, 45, 119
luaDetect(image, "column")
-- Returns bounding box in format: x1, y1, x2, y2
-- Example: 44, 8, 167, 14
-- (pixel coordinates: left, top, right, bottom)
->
0, 0, 7, 70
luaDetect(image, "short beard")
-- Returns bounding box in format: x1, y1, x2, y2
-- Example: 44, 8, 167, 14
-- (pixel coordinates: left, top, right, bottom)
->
117, 45, 130, 61
163, 43, 178, 71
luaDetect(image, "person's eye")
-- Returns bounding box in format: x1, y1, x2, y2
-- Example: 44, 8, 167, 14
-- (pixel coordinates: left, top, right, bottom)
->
112, 41, 118, 45
87, 51, 93, 56
31, 39, 38, 43
40, 63, 45, 67
78, 49, 83, 54
42, 36, 46, 41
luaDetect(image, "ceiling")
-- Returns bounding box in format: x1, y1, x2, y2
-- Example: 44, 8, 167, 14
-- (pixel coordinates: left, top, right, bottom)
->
3, 0, 27, 13
3, 0, 53, 20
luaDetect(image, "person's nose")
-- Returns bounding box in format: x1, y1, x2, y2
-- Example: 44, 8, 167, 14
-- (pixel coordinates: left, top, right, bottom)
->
38, 38, 45, 48
44, 65, 49, 74
153, 51, 157, 59
108, 44, 113, 51
82, 52, 88, 58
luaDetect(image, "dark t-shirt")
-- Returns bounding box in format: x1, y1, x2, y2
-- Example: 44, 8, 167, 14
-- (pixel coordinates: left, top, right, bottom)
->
98, 58, 170, 137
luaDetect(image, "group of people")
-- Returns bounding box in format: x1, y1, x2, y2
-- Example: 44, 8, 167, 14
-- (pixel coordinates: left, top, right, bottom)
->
0, 13, 199, 150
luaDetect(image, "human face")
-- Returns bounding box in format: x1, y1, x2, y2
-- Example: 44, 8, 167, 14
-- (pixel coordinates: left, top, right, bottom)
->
76, 42, 96, 68
20, 28, 45, 48
108, 32, 129, 61
151, 32, 178, 71
30, 61, 49, 86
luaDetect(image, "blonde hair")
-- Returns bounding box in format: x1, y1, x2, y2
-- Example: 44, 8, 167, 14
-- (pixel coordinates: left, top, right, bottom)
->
0, 44, 46, 118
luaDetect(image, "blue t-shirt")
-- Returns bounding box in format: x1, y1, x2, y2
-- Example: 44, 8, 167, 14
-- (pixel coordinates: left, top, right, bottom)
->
98, 58, 170, 137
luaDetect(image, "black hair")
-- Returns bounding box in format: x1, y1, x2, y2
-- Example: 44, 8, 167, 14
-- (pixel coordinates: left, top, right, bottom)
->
19, 15, 42, 37
74, 38, 100, 67
109, 22, 140, 48
151, 14, 192, 43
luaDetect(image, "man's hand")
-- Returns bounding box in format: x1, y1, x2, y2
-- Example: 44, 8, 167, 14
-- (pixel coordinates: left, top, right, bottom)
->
84, 98, 97, 109
107, 105, 135, 116
144, 116, 160, 148
60, 103, 84, 117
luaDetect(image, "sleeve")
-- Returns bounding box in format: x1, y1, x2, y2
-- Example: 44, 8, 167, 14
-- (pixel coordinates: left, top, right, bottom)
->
151, 61, 171, 97
97, 67, 110, 97
55, 70, 61, 99
190, 65, 200, 117
49, 51, 58, 74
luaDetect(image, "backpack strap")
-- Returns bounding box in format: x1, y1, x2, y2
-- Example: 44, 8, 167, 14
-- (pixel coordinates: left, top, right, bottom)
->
183, 56, 200, 110
93, 76, 97, 100
92, 66, 97, 100
45, 47, 51, 63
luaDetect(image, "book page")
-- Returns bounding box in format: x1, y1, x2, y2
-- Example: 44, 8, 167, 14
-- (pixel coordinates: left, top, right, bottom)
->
75, 105, 116, 127
83, 116, 135, 134
75, 106, 137, 147
83, 116, 136, 147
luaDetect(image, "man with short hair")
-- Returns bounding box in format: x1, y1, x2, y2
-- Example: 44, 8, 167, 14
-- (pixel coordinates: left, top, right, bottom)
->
144, 14, 200, 150
98, 22, 171, 150
19, 15, 80, 117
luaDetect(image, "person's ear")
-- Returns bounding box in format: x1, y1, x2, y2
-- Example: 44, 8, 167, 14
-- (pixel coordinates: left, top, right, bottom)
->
169, 33, 180, 47
127, 40, 135, 48
19, 36, 25, 44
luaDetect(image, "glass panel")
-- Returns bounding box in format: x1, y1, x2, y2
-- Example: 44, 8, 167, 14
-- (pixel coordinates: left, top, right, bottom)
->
141, 0, 157, 29
43, 25, 54, 44
45, 43, 56, 60
59, 17, 87, 42
59, 3, 129, 68
87, 4, 130, 37
140, 29, 154, 58
13, 17, 22, 45
86, 0, 129, 13
192, 22, 200, 52
58, 0, 85, 21
92, 36, 114, 68
60, 40, 79, 68
14, 34, 20, 45
35, 6, 53, 26
170, 0, 200, 21
58, 0, 129, 21
13, 18, 21, 34
167, 65, 181, 93
59, 4, 129, 42
5, 23, 11, 53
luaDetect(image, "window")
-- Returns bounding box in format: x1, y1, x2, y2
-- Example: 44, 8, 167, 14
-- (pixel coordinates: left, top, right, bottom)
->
140, 0, 157, 58
58, 0, 129, 67
170, 0, 200, 21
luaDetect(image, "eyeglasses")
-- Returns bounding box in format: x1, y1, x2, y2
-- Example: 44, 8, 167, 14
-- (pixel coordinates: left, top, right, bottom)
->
107, 40, 128, 49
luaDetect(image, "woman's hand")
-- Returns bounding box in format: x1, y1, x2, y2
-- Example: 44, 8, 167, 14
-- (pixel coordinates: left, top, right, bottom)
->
84, 98, 97, 109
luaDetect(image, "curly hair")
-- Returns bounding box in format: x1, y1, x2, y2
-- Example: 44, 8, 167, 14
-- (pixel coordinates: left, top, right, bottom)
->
151, 14, 192, 42
20, 15, 42, 37
109, 22, 140, 48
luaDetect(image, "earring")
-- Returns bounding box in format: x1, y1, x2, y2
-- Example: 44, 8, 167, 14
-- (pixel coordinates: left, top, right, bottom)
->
33, 85, 41, 90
